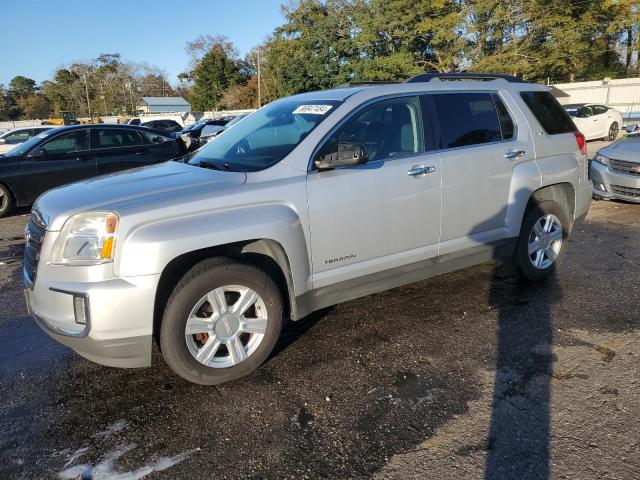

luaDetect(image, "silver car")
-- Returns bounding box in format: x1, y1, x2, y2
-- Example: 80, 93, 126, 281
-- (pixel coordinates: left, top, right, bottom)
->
23, 73, 592, 385
591, 137, 640, 202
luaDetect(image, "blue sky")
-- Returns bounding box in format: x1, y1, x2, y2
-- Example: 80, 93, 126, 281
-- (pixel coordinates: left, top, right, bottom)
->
0, 0, 284, 86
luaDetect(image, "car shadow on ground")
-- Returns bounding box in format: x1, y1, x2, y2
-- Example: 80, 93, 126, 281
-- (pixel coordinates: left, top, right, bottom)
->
483, 266, 561, 480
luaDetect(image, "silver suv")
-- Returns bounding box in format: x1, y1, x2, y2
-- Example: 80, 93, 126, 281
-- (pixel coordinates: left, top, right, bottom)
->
23, 73, 592, 385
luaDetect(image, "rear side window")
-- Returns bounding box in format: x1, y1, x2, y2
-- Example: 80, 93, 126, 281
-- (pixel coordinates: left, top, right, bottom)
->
432, 92, 502, 149
95, 129, 144, 148
520, 91, 576, 134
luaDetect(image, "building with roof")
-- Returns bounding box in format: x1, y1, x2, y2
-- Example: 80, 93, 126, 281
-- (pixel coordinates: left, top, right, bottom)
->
137, 97, 191, 114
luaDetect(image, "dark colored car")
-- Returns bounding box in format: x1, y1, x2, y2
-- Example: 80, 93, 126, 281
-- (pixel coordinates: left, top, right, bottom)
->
179, 115, 250, 151
140, 119, 183, 134
0, 124, 182, 217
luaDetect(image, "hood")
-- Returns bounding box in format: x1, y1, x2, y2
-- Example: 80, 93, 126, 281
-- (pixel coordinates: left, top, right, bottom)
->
35, 160, 247, 231
598, 138, 640, 163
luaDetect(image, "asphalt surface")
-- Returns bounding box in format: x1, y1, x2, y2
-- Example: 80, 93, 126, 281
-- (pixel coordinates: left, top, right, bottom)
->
0, 141, 638, 479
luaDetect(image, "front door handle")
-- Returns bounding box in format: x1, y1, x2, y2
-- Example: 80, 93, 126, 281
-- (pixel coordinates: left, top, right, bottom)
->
504, 150, 526, 160
408, 165, 436, 177
135, 149, 149, 155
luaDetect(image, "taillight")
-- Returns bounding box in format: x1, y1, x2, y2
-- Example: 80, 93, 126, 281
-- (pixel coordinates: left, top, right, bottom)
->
574, 131, 587, 155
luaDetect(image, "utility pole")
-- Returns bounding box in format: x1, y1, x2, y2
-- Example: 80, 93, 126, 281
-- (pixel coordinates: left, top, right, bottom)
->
83, 73, 92, 119
257, 47, 262, 108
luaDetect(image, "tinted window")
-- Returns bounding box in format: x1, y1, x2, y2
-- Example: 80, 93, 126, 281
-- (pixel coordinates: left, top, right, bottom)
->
520, 91, 576, 135
432, 93, 502, 149
493, 94, 515, 140
42, 130, 89, 155
319, 96, 424, 163
95, 129, 144, 148
594, 105, 608, 115
576, 106, 593, 118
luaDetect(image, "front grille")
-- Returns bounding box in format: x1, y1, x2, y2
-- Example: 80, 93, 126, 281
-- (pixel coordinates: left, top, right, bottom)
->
24, 219, 46, 284
611, 184, 640, 198
610, 158, 640, 177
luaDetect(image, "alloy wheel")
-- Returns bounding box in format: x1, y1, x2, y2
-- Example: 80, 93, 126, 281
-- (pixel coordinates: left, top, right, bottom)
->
609, 123, 619, 141
184, 285, 268, 368
528, 214, 563, 270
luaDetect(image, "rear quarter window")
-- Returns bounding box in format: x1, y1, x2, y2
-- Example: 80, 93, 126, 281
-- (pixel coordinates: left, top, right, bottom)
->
520, 91, 576, 135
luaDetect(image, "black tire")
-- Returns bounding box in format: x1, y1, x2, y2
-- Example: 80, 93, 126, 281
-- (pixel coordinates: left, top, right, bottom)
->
515, 200, 570, 282
160, 257, 283, 385
0, 184, 13, 218
608, 122, 619, 141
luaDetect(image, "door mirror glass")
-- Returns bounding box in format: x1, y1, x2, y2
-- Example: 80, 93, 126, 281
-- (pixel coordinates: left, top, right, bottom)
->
315, 141, 369, 170
29, 148, 46, 159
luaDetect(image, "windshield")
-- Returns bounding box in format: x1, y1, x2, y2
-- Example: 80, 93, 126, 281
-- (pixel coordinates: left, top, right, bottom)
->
2, 130, 54, 157
187, 99, 341, 171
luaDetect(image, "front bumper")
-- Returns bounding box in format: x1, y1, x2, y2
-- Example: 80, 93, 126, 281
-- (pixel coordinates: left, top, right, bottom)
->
590, 160, 640, 203
24, 252, 160, 368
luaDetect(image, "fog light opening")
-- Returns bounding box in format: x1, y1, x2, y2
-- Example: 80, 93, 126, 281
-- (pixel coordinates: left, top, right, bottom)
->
593, 182, 607, 192
73, 295, 88, 325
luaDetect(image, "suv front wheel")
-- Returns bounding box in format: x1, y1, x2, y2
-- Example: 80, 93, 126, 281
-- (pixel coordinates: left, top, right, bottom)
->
160, 258, 283, 385
516, 200, 570, 281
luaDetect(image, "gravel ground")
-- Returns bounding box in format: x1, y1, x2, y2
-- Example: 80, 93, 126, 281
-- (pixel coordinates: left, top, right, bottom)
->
0, 140, 638, 479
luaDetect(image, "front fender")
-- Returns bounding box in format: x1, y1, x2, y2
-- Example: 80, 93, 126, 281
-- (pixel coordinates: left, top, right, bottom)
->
115, 204, 312, 296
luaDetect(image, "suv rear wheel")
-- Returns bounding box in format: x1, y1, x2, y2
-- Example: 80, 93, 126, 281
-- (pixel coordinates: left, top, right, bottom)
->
160, 258, 283, 385
516, 200, 569, 281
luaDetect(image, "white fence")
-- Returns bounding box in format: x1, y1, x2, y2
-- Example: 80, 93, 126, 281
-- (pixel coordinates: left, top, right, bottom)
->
0, 119, 44, 129
554, 77, 640, 121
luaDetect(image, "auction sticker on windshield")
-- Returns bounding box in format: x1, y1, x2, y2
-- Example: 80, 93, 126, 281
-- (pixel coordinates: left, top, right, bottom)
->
293, 105, 333, 115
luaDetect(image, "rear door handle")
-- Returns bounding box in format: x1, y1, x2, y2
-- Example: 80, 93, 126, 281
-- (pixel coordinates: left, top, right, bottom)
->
135, 149, 149, 155
504, 150, 526, 160
408, 165, 436, 176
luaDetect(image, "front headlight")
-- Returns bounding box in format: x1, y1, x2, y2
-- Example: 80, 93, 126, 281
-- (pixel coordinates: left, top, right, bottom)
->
51, 212, 118, 265
594, 153, 610, 166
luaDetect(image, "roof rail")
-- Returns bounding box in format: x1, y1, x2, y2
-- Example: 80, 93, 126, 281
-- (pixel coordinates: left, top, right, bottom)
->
405, 72, 527, 84
339, 81, 398, 87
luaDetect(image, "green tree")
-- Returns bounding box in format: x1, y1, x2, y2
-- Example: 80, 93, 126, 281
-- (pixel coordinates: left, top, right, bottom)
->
189, 44, 242, 110
8, 75, 37, 99
17, 94, 52, 119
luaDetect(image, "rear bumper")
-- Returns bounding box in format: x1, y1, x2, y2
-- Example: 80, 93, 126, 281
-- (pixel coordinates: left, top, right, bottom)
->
24, 267, 159, 368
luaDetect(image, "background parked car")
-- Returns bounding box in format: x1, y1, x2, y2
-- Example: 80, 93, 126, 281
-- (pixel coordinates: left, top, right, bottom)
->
178, 117, 235, 151
591, 137, 640, 203
0, 124, 182, 217
0, 126, 57, 154
564, 103, 623, 141
140, 119, 183, 134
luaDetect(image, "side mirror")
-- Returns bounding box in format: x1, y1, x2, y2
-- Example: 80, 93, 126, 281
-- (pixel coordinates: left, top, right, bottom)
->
28, 148, 46, 159
152, 135, 165, 144
315, 141, 369, 170
0, 138, 5, 144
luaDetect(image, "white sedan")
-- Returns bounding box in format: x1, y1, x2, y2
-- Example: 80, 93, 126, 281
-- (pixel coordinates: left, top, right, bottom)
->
564, 103, 623, 141
0, 126, 57, 154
